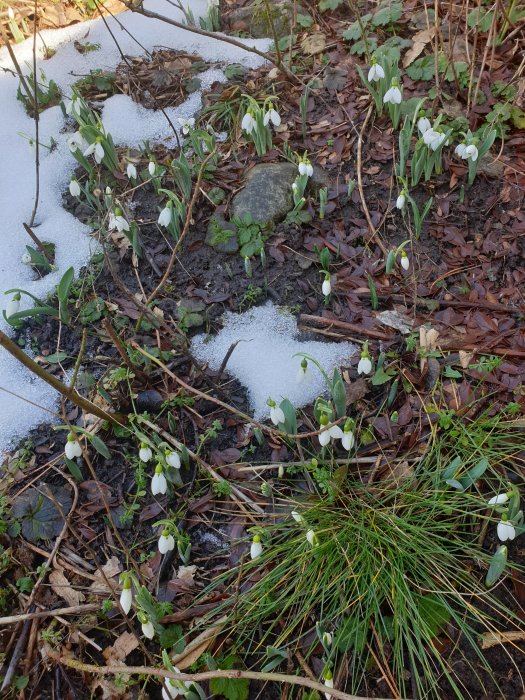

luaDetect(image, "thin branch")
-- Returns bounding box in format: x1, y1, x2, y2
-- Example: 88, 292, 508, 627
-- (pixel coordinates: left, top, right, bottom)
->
28, 0, 40, 228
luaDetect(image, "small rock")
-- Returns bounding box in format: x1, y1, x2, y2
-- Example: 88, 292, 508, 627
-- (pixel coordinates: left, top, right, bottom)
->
231, 162, 297, 227
136, 389, 164, 412
476, 153, 504, 178
206, 216, 239, 254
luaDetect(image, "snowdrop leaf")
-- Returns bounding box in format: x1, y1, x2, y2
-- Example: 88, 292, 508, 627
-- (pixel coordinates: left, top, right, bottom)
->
445, 478, 465, 491
64, 457, 83, 481
442, 456, 462, 481
331, 370, 346, 418
371, 366, 395, 386
279, 399, 297, 435
89, 434, 111, 459
57, 266, 74, 323
485, 546, 507, 587
459, 457, 489, 489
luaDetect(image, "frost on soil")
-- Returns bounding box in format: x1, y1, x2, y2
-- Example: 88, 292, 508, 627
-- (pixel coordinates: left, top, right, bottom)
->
0, 0, 271, 457
191, 303, 357, 419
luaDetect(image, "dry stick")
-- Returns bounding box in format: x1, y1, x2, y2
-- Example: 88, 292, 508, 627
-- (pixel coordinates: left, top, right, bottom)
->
357, 105, 388, 256
0, 604, 101, 627
23, 223, 52, 263
0, 24, 32, 98
102, 317, 147, 379
0, 330, 127, 426
28, 0, 40, 228
300, 313, 391, 340
263, 0, 282, 69
43, 651, 401, 700
121, 1, 301, 85
471, 6, 498, 110
0, 617, 32, 690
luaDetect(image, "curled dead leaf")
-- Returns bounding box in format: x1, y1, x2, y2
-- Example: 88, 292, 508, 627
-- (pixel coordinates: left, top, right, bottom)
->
402, 27, 435, 67
49, 567, 86, 606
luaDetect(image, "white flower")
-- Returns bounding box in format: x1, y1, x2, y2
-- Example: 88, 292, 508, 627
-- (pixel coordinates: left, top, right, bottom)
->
291, 510, 304, 524
396, 192, 405, 210
269, 403, 285, 426
126, 163, 137, 180
296, 360, 313, 385
324, 676, 334, 700
152, 465, 167, 496
6, 295, 20, 318
423, 128, 446, 151
319, 422, 343, 447
158, 204, 172, 228
142, 619, 155, 639
109, 211, 130, 233
368, 63, 385, 82
464, 144, 478, 162
417, 117, 431, 135
400, 252, 410, 271
67, 132, 86, 152
341, 429, 354, 451
8, 6, 14, 19
178, 117, 195, 135
497, 519, 516, 542
162, 675, 188, 700
383, 85, 402, 104
66, 96, 82, 117
21, 253, 32, 265
488, 493, 510, 506
250, 535, 263, 560
322, 277, 331, 296
69, 179, 81, 197
120, 585, 132, 615
455, 143, 467, 158
323, 632, 333, 647
166, 451, 181, 469
65, 435, 82, 459
298, 161, 313, 177
139, 444, 152, 462
357, 356, 372, 375
241, 112, 256, 134
149, 161, 156, 176
306, 529, 318, 546
83, 140, 104, 163
158, 532, 175, 554
263, 108, 281, 127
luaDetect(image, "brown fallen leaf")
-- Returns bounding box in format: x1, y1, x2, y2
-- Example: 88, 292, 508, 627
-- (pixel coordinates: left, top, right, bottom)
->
102, 631, 139, 664
301, 33, 326, 55
89, 555, 121, 593
402, 27, 435, 67
49, 567, 86, 607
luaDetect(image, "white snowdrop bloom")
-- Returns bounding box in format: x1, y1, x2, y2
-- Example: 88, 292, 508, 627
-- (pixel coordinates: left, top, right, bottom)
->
323, 632, 333, 647
6, 294, 20, 318
65, 434, 82, 459
269, 404, 285, 426
319, 421, 343, 446
110, 210, 130, 233
357, 356, 372, 375
488, 493, 510, 506
67, 132, 86, 152
142, 619, 155, 640
177, 117, 195, 135
158, 203, 172, 228
400, 252, 410, 271
324, 675, 334, 700
455, 143, 467, 158
158, 531, 175, 554
105, 186, 112, 195
299, 160, 314, 177
152, 465, 167, 496
166, 451, 181, 469
383, 85, 402, 104
464, 144, 478, 162
69, 179, 81, 197
83, 140, 104, 163
241, 112, 256, 134
162, 676, 187, 700
149, 161, 156, 176
368, 63, 385, 82
423, 129, 446, 151
306, 529, 318, 546
296, 359, 313, 385
250, 535, 263, 560
120, 584, 132, 615
497, 519, 516, 542
322, 277, 331, 296
417, 117, 431, 135
263, 107, 281, 127
21, 253, 32, 265
126, 163, 137, 180
291, 510, 304, 524
341, 429, 355, 451
396, 192, 406, 210
139, 444, 152, 462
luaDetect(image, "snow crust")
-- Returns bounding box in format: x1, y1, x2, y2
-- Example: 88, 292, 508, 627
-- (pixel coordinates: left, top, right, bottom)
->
0, 0, 271, 458
191, 303, 357, 420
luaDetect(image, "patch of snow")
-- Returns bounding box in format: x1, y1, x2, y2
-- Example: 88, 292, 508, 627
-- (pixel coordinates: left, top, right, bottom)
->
191, 303, 357, 420
0, 0, 271, 458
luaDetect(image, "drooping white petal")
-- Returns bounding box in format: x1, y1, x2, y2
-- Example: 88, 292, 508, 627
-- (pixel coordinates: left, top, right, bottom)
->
455, 143, 467, 158
166, 451, 181, 469
464, 144, 478, 162
142, 620, 155, 639
417, 117, 431, 135
400, 254, 410, 271
497, 520, 516, 542
396, 193, 405, 210
342, 431, 355, 450
158, 534, 175, 554
158, 206, 172, 228
383, 86, 401, 104
83, 142, 95, 157
65, 440, 82, 459
120, 587, 132, 615
319, 429, 331, 447
306, 163, 314, 177
149, 161, 156, 176
127, 163, 137, 180
6, 298, 20, 318
152, 472, 167, 495
298, 162, 307, 176
69, 179, 81, 197
291, 511, 304, 524
328, 424, 344, 439
139, 446, 152, 462
94, 142, 105, 163
357, 357, 372, 375
322, 279, 331, 296
269, 109, 281, 126
270, 405, 285, 426
306, 529, 318, 546
488, 493, 510, 506
250, 540, 263, 559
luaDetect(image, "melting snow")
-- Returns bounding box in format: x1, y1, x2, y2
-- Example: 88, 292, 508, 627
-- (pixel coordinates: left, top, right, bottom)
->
0, 0, 271, 458
191, 303, 357, 420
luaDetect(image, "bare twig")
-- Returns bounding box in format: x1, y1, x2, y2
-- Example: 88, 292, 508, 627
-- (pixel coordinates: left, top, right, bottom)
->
22, 223, 52, 262
28, 0, 40, 228
0, 603, 101, 627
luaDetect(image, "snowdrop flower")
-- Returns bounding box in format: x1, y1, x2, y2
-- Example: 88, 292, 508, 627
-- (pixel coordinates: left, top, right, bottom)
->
109, 208, 130, 233
396, 191, 406, 210
166, 450, 181, 469
323, 632, 333, 647
322, 274, 331, 297
318, 415, 344, 447
267, 398, 285, 426
139, 443, 152, 462
357, 352, 372, 376
417, 116, 431, 135
250, 534, 263, 560
263, 104, 281, 127
497, 515, 516, 542
341, 419, 355, 451
178, 117, 195, 135
67, 132, 86, 153
400, 251, 410, 271
306, 529, 319, 546
455, 143, 466, 158
296, 358, 313, 384
162, 674, 188, 700
383, 79, 402, 105
241, 111, 256, 134
423, 128, 446, 151
66, 96, 82, 117
83, 139, 105, 164
7, 6, 14, 19
149, 161, 157, 177
119, 579, 132, 615
323, 670, 334, 700
141, 617, 155, 640
298, 157, 314, 177
291, 510, 304, 524
368, 61, 385, 82
488, 492, 511, 506
152, 464, 167, 496
463, 144, 478, 162
126, 162, 137, 180
21, 252, 32, 265
158, 529, 175, 554
5, 293, 20, 318
69, 179, 81, 197
158, 202, 172, 228
65, 433, 82, 459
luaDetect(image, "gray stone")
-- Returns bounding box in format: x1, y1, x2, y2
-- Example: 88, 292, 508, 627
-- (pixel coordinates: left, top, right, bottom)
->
231, 162, 297, 227
205, 216, 239, 254
136, 389, 164, 412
